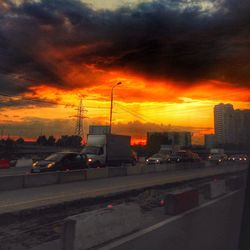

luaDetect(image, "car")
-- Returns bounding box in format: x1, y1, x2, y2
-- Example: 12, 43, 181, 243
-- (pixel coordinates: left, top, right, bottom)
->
208, 153, 228, 163
168, 154, 182, 163
31, 152, 88, 173
145, 153, 170, 164
169, 150, 201, 163
228, 154, 248, 162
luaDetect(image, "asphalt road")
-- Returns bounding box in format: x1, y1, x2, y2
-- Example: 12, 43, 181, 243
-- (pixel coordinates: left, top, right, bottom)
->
0, 160, 235, 176
0, 162, 191, 176
0, 164, 247, 215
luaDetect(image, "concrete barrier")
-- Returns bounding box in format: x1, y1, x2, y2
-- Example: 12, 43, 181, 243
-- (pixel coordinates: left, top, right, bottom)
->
155, 164, 167, 172
24, 172, 59, 188
127, 165, 142, 175
0, 175, 24, 191
62, 204, 143, 250
59, 170, 86, 184
103, 190, 245, 250
200, 179, 227, 199
227, 175, 244, 191
141, 165, 156, 174
16, 158, 33, 168
165, 163, 176, 171
85, 168, 108, 180
108, 167, 127, 177
209, 179, 226, 199
164, 188, 199, 215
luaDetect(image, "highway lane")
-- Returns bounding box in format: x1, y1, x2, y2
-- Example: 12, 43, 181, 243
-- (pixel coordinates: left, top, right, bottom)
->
0, 162, 194, 176
0, 161, 223, 176
0, 164, 247, 215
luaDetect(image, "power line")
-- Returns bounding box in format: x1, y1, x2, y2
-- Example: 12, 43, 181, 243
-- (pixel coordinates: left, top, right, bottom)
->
0, 92, 109, 110
115, 103, 150, 123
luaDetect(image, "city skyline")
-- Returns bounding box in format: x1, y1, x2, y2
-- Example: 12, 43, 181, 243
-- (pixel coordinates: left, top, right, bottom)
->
0, 0, 249, 144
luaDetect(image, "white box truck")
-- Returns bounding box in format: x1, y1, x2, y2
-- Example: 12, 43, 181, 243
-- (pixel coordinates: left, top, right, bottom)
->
82, 134, 135, 167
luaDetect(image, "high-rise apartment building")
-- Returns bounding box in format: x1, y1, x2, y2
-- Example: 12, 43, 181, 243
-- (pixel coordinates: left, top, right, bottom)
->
214, 103, 250, 147
233, 109, 250, 146
214, 103, 234, 144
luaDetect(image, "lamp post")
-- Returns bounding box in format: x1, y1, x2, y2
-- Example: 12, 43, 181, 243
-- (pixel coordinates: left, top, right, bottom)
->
109, 82, 122, 134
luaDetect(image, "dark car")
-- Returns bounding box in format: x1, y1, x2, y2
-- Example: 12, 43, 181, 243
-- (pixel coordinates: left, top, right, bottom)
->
168, 154, 182, 163
31, 152, 88, 173
208, 153, 228, 163
169, 150, 201, 163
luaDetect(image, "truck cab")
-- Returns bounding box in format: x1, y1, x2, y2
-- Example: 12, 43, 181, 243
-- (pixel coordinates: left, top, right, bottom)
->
82, 145, 105, 167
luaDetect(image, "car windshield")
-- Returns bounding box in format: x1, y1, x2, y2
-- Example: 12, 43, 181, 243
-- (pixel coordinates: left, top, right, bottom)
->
152, 154, 162, 158
45, 153, 65, 162
82, 146, 101, 155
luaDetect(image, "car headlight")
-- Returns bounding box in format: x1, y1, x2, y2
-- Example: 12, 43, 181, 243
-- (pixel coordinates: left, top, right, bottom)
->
32, 162, 38, 168
47, 162, 55, 168
88, 158, 92, 163
156, 159, 160, 163
146, 159, 149, 162
208, 156, 211, 159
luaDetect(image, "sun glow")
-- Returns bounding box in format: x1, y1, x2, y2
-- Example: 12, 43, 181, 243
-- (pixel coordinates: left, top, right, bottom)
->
1, 72, 249, 144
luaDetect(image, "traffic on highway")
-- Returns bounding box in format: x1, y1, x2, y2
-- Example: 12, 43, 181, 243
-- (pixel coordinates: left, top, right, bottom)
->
0, 147, 248, 177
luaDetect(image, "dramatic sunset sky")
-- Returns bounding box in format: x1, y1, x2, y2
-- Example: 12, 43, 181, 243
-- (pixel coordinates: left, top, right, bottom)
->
0, 0, 249, 144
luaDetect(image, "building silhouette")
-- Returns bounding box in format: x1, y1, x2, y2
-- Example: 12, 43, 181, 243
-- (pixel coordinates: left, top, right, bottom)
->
147, 131, 191, 154
214, 103, 250, 147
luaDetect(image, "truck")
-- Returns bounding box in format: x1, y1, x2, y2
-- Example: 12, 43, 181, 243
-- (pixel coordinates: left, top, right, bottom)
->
82, 134, 135, 167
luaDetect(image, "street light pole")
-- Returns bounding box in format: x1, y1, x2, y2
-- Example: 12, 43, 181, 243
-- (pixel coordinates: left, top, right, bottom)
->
109, 82, 121, 134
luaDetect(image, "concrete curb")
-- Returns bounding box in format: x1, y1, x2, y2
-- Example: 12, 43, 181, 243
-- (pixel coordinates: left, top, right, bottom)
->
24, 172, 59, 188
141, 165, 156, 174
0, 175, 24, 190
108, 167, 127, 177
85, 168, 109, 180
59, 170, 86, 184
127, 165, 143, 175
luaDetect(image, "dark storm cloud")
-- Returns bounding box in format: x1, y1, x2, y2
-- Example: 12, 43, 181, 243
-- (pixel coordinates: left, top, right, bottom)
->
0, 0, 250, 96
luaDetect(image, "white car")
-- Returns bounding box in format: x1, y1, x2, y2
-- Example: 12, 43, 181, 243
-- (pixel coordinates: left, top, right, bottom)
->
146, 153, 170, 164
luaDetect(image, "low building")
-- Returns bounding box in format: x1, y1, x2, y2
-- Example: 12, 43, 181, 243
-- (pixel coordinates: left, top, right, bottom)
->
204, 134, 216, 149
147, 131, 191, 154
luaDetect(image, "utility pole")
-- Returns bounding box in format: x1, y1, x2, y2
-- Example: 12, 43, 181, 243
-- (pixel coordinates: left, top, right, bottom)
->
109, 82, 122, 134
74, 97, 87, 141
